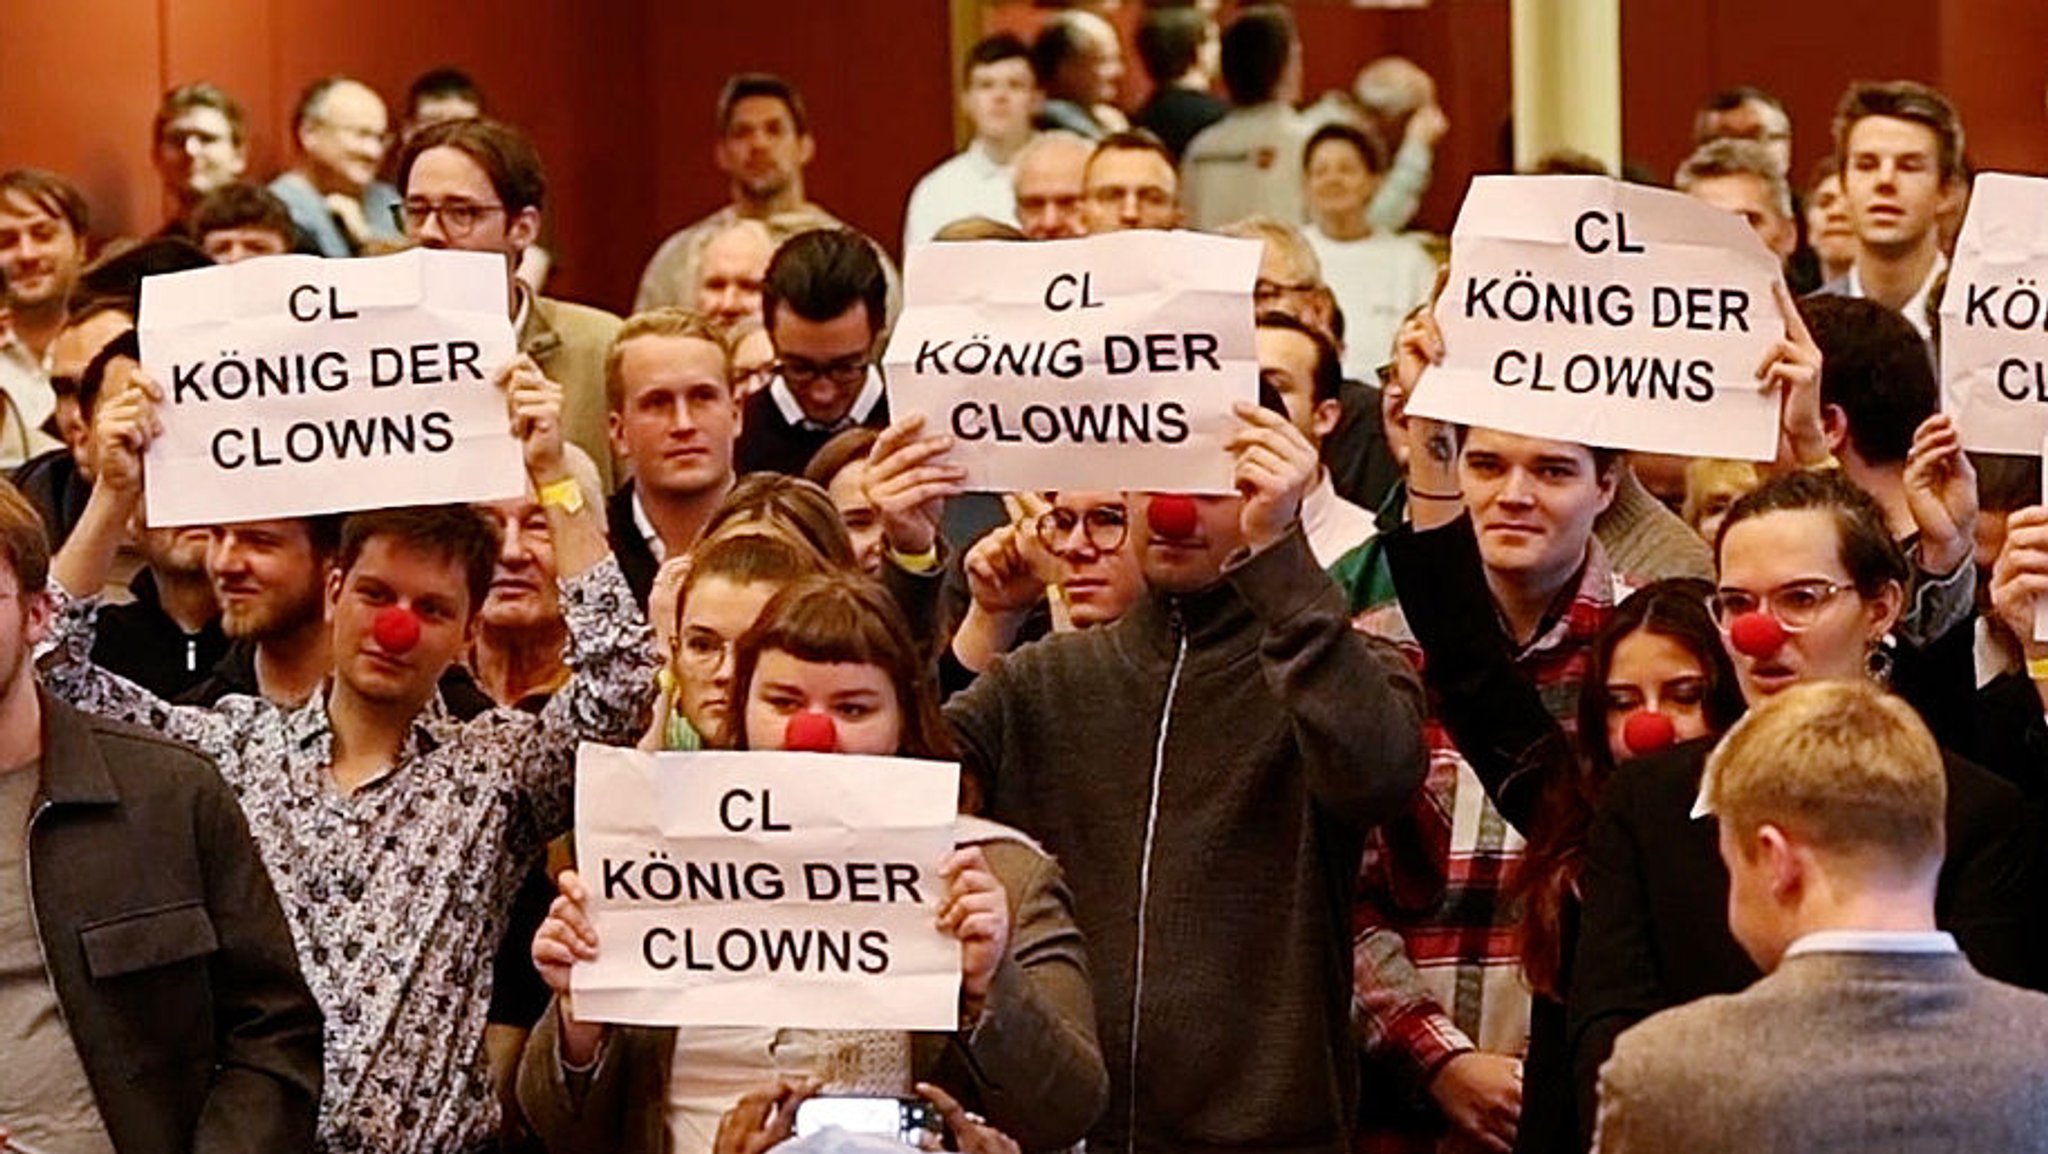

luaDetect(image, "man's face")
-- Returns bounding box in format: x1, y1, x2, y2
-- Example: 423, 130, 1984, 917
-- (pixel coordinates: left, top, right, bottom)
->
155, 106, 246, 203
0, 193, 85, 311
300, 82, 390, 194
716, 96, 814, 204
1056, 18, 1125, 106
1304, 138, 1378, 223
768, 303, 875, 424
1806, 174, 1857, 271
1014, 143, 1088, 239
1842, 115, 1954, 257
1133, 491, 1246, 594
1082, 148, 1179, 233
477, 496, 561, 633
695, 226, 773, 329
327, 536, 472, 709
1687, 172, 1796, 260
608, 334, 740, 500
200, 226, 292, 265
0, 563, 52, 707
1252, 242, 1334, 338
1459, 429, 1615, 594
402, 145, 535, 260
1256, 326, 1337, 446
142, 525, 215, 580
1700, 99, 1791, 175
1041, 491, 1144, 627
209, 519, 329, 641
964, 57, 1037, 144
1715, 508, 1898, 703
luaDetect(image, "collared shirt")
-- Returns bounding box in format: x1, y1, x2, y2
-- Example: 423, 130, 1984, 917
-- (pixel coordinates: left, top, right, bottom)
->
768, 366, 887, 434
0, 332, 59, 470
43, 560, 657, 1154
1784, 929, 1959, 958
903, 141, 1018, 249
1846, 254, 1947, 343
631, 487, 667, 564
267, 170, 404, 259
1299, 467, 1377, 570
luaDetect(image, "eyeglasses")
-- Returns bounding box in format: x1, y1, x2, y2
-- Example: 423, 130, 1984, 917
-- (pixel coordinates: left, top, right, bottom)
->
733, 364, 775, 396
394, 200, 507, 237
776, 355, 870, 390
1708, 579, 1851, 630
1035, 504, 1129, 555
313, 118, 394, 149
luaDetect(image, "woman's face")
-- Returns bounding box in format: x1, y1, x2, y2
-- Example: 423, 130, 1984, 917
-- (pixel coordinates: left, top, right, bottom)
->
1602, 626, 1715, 763
674, 577, 780, 738
743, 649, 903, 755
1716, 508, 1901, 703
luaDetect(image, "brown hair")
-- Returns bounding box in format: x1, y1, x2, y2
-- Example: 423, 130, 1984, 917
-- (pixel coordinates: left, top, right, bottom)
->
802, 426, 879, 488
0, 169, 89, 238
0, 481, 52, 594
1832, 80, 1965, 182
730, 573, 955, 761
700, 474, 857, 570
189, 182, 295, 245
1707, 679, 1945, 867
603, 308, 732, 412
674, 532, 824, 644
338, 505, 500, 617
395, 116, 547, 214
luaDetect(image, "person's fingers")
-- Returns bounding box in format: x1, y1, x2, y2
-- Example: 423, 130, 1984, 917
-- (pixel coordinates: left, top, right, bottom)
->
1774, 280, 1817, 350
558, 869, 588, 904
869, 435, 957, 481
870, 414, 928, 459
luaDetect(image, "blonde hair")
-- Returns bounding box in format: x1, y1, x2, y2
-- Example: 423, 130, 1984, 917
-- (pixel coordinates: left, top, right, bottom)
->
1705, 680, 1945, 868
604, 308, 732, 411
1216, 213, 1323, 285
1681, 457, 1760, 530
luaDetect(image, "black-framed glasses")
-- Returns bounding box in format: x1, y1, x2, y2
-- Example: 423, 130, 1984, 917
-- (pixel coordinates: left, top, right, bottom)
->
1035, 504, 1129, 554
394, 200, 507, 237
1708, 579, 1851, 630
776, 354, 870, 389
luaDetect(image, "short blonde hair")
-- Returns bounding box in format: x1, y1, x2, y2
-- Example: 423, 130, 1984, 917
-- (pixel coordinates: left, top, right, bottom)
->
1681, 458, 1760, 530
1705, 680, 1945, 867
604, 308, 731, 412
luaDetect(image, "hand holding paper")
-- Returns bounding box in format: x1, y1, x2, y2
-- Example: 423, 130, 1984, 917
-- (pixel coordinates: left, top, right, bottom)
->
497, 353, 567, 482
92, 369, 165, 499
1761, 282, 1830, 468
938, 846, 1011, 1021
1228, 401, 1318, 552
865, 414, 965, 556
1903, 414, 1978, 575
530, 868, 607, 1065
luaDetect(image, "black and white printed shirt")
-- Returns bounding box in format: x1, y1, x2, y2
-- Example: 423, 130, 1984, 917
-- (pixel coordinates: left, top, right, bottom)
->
44, 558, 657, 1154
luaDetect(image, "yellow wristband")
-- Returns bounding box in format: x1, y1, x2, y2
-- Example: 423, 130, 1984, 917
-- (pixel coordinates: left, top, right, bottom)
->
2027, 656, 2048, 683
887, 543, 943, 575
537, 475, 586, 515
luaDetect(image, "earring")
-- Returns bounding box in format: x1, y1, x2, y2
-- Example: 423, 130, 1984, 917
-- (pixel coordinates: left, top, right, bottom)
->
1866, 638, 1895, 685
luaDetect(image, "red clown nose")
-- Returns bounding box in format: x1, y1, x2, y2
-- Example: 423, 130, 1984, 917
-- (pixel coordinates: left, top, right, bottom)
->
1727, 611, 1787, 658
1621, 710, 1677, 757
1147, 494, 1200, 539
783, 712, 838, 753
371, 606, 421, 654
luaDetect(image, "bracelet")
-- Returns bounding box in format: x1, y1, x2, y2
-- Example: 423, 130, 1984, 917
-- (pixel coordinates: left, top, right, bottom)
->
537, 475, 586, 515
1408, 487, 1463, 501
887, 542, 943, 575
2027, 656, 2048, 683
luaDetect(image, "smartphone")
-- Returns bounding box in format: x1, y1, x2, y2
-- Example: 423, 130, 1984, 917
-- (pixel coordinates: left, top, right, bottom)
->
792, 1095, 941, 1145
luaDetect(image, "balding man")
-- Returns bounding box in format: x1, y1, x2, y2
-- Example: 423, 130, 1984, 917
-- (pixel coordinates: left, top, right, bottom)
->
268, 76, 404, 257
1012, 131, 1092, 239
1080, 130, 1180, 233
693, 219, 775, 330
1031, 9, 1127, 139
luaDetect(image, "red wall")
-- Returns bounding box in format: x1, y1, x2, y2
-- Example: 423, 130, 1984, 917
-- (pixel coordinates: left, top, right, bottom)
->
2, 1, 2041, 315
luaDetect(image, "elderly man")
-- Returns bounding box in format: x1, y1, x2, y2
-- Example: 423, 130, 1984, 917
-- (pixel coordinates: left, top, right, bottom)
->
268, 76, 404, 257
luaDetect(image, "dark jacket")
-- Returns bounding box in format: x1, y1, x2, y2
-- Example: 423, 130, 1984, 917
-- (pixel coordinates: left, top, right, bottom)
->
91, 569, 230, 701
947, 529, 1427, 1153
29, 689, 323, 1154
605, 482, 661, 611
1568, 736, 2038, 1147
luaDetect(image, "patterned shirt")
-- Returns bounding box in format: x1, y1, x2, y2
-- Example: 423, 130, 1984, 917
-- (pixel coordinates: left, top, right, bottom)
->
42, 559, 657, 1154
1350, 545, 1625, 1152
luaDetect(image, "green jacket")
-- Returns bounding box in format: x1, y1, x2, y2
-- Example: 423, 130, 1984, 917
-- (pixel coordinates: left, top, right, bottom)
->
521, 293, 623, 494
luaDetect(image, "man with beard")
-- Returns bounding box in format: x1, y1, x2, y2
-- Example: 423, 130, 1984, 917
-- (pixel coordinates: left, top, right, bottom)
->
0, 170, 89, 469
180, 516, 340, 708
88, 514, 226, 703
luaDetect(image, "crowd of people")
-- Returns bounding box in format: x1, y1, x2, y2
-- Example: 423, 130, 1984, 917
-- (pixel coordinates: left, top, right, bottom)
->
4, 3, 2048, 1154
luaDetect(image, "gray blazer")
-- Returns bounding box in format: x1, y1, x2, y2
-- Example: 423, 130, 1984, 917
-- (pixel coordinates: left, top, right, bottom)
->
1593, 949, 2048, 1154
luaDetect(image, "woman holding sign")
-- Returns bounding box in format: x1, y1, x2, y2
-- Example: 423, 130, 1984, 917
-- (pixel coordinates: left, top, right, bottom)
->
521, 574, 1107, 1154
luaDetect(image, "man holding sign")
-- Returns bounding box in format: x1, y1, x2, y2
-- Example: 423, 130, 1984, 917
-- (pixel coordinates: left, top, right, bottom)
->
37, 351, 658, 1153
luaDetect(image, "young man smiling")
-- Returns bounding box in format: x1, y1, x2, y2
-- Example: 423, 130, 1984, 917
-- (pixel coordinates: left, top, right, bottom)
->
41, 359, 657, 1153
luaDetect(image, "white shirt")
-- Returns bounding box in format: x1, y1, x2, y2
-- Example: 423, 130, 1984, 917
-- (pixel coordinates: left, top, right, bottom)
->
1304, 225, 1441, 380
1845, 254, 1946, 343
902, 141, 1017, 250
1783, 929, 1958, 958
0, 331, 59, 468
1180, 102, 1313, 231
631, 489, 667, 564
767, 366, 887, 432
1299, 468, 1376, 568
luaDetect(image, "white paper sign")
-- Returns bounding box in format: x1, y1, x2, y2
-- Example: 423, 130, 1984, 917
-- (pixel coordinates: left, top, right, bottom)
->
138, 249, 525, 526
1940, 173, 2048, 455
570, 744, 961, 1030
1407, 175, 1787, 459
881, 231, 1260, 493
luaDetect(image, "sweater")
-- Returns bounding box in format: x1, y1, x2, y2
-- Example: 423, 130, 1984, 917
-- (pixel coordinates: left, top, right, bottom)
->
947, 528, 1428, 1153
